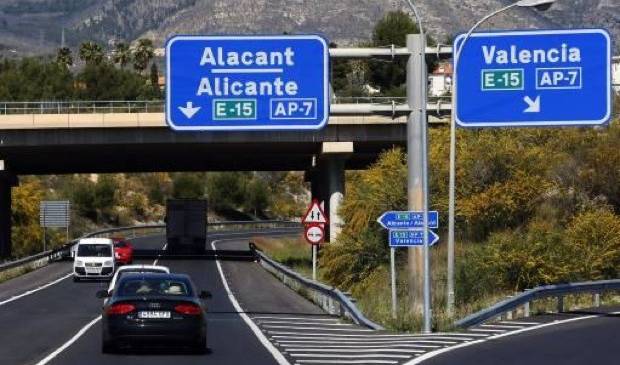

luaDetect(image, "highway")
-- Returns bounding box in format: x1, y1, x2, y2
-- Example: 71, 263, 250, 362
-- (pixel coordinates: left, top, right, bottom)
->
414, 308, 620, 365
0, 230, 307, 365
1, 229, 618, 365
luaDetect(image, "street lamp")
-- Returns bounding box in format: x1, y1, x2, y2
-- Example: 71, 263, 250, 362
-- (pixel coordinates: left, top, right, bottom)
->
446, 0, 556, 317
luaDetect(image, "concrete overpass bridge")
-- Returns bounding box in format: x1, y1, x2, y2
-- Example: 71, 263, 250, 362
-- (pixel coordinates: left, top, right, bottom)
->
0, 98, 451, 257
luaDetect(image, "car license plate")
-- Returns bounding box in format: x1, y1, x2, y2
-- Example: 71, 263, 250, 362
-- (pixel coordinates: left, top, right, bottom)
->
138, 311, 171, 319
85, 267, 100, 274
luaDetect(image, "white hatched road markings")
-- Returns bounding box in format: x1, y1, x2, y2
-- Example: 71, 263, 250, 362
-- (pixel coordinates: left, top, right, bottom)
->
273, 338, 461, 345
267, 331, 488, 338
264, 325, 373, 332
280, 344, 442, 349
253, 314, 561, 365
261, 321, 355, 326
255, 316, 342, 322
291, 353, 413, 359
285, 348, 427, 354
297, 360, 399, 364
500, 320, 541, 325
480, 324, 525, 329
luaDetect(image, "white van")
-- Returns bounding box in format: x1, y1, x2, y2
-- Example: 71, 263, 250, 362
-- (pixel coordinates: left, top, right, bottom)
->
73, 238, 115, 282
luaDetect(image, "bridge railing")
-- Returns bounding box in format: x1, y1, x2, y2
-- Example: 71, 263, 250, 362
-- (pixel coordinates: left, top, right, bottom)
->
455, 279, 620, 328
0, 100, 165, 115
251, 243, 384, 330
0, 97, 451, 115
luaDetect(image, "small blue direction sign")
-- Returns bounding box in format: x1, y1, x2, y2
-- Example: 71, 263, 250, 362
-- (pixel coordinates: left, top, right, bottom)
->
377, 211, 439, 229
389, 230, 439, 247
455, 29, 611, 127
166, 35, 329, 131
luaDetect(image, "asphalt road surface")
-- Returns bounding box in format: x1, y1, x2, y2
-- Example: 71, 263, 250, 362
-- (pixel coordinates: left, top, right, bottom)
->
0, 230, 309, 365
1, 229, 619, 365
417, 308, 620, 365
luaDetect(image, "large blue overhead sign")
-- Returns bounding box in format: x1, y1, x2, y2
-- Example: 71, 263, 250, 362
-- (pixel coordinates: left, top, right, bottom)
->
166, 35, 329, 131
455, 29, 612, 127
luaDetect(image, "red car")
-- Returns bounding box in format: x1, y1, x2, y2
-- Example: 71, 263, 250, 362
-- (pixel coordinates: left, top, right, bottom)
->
112, 237, 133, 265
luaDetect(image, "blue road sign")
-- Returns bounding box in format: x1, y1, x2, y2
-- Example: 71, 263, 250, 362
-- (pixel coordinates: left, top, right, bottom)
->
377, 211, 439, 229
454, 29, 611, 127
389, 229, 439, 247
166, 35, 329, 131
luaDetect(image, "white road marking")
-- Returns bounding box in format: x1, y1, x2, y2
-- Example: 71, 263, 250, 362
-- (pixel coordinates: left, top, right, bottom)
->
270, 332, 473, 342
278, 344, 442, 349
286, 348, 426, 354
212, 239, 291, 365
0, 272, 72, 307
405, 315, 600, 364
34, 315, 102, 365
291, 353, 411, 359
296, 360, 398, 364
469, 328, 507, 333
260, 321, 352, 326
272, 337, 460, 344
33, 240, 168, 365
152, 243, 168, 265
480, 324, 525, 329
265, 325, 373, 331
500, 320, 540, 325
268, 332, 479, 339
254, 316, 339, 321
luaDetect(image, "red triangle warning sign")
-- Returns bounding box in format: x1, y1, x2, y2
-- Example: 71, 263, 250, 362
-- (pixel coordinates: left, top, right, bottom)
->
302, 199, 328, 224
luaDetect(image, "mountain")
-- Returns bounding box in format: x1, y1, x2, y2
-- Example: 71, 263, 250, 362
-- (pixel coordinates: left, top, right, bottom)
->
0, 0, 617, 56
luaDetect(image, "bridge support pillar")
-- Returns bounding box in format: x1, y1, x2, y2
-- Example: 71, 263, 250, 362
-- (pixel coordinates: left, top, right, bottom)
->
0, 168, 18, 259
311, 142, 352, 243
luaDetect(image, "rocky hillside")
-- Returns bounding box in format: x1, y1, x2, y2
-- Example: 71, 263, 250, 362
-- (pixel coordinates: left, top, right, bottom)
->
0, 0, 617, 55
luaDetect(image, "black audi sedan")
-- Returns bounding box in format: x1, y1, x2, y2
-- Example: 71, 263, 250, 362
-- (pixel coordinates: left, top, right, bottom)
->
97, 272, 211, 353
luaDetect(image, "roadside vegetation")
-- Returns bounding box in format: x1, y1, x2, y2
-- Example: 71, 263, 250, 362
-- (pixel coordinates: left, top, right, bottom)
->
2, 10, 620, 332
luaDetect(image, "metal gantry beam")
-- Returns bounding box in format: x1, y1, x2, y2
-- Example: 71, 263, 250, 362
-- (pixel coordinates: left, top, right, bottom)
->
329, 45, 452, 58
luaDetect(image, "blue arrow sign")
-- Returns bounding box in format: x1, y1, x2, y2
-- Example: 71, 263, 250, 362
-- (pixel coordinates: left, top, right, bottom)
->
166, 35, 329, 131
389, 229, 439, 247
377, 211, 439, 229
455, 29, 611, 127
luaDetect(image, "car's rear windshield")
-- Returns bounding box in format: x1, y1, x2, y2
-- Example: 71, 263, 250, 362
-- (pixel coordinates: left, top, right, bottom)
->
77, 244, 112, 257
114, 242, 128, 248
118, 269, 166, 279
117, 278, 192, 297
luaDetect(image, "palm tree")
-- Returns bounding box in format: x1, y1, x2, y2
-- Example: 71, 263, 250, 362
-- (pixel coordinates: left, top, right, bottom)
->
112, 42, 131, 69
55, 47, 73, 68
78, 41, 104, 65
132, 38, 154, 74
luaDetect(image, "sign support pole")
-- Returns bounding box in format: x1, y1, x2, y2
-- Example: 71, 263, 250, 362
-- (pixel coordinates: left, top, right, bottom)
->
312, 245, 317, 281
390, 247, 397, 319
407, 33, 432, 333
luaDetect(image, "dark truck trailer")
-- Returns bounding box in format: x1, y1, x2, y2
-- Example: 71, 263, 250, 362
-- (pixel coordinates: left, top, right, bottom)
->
165, 199, 208, 254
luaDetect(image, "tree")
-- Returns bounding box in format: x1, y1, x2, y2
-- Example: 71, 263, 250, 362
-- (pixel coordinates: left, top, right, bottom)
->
172, 173, 206, 199
368, 11, 419, 95
55, 47, 73, 68
133, 38, 154, 73
112, 42, 131, 69
12, 180, 44, 257
78, 41, 104, 65
150, 62, 160, 90
245, 177, 270, 217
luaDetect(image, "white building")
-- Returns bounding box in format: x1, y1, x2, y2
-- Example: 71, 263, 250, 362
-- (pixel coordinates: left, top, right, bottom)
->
429, 62, 452, 97
613, 56, 619, 94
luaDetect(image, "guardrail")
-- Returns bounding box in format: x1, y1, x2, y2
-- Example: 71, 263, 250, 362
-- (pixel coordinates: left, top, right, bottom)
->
0, 220, 300, 273
0, 97, 451, 115
455, 279, 620, 328
250, 243, 383, 330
